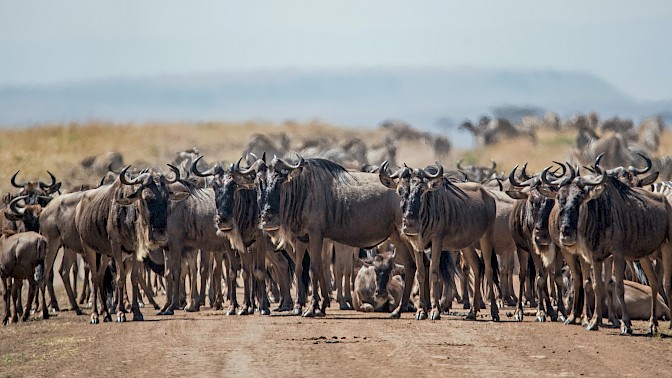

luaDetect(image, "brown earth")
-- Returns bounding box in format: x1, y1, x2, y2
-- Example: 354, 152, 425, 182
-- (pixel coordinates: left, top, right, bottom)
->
2, 286, 672, 377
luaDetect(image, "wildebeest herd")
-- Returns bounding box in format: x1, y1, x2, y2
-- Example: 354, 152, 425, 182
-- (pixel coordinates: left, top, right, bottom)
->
2, 115, 672, 339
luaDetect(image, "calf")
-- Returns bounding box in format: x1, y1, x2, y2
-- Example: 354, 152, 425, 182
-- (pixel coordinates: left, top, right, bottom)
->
353, 251, 404, 312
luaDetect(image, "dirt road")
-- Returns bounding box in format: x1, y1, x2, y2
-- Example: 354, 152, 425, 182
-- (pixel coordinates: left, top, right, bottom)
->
2, 298, 671, 377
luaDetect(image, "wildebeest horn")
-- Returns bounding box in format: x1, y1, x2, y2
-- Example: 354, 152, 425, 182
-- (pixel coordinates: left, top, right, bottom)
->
540, 166, 555, 186
191, 156, 222, 177
456, 159, 464, 170
425, 163, 443, 179
594, 153, 605, 172
120, 165, 149, 186
275, 154, 305, 171
237, 157, 265, 175
165, 164, 181, 183
520, 163, 532, 180
509, 165, 525, 187
11, 170, 25, 188
578, 168, 607, 187
628, 153, 652, 175
551, 161, 567, 178
39, 171, 57, 190
8, 195, 28, 215
490, 160, 497, 170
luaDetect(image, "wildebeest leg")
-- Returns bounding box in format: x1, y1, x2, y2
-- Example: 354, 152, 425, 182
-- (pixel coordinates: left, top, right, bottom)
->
429, 242, 443, 320
254, 240, 271, 316
332, 245, 348, 310
303, 236, 329, 317
514, 250, 529, 322
601, 256, 618, 328
59, 248, 82, 315
22, 280, 37, 322
343, 248, 354, 310
266, 250, 293, 312
207, 251, 216, 308
532, 253, 556, 322
388, 234, 416, 318
587, 259, 604, 331
129, 259, 144, 321
83, 248, 103, 324
480, 232, 499, 322
160, 245, 181, 315
461, 259, 471, 309
292, 242, 308, 316
462, 247, 482, 320
225, 250, 240, 315
238, 250, 253, 315
136, 263, 160, 310
184, 249, 200, 312
562, 252, 582, 325
12, 280, 22, 321
552, 251, 567, 322
211, 252, 224, 310
42, 239, 61, 313
198, 250, 210, 308
638, 257, 659, 335
660, 241, 672, 330
2, 277, 10, 325
79, 262, 91, 305
109, 244, 127, 323
412, 248, 429, 320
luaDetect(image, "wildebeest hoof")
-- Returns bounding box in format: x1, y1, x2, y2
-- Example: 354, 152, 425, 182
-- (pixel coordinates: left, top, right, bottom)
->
462, 302, 471, 310
185, 306, 200, 313
315, 309, 325, 317
339, 303, 353, 311
74, 308, 83, 316
621, 325, 633, 335
160, 308, 174, 316
90, 314, 99, 324
291, 307, 303, 316
2, 318, 8, 326
153, 304, 161, 310
514, 310, 524, 322
647, 323, 658, 335
389, 311, 401, 319
557, 314, 566, 323
496, 299, 503, 309
429, 310, 441, 321
586, 321, 599, 331
238, 308, 250, 316
133, 313, 144, 321
225, 307, 237, 316
116, 312, 126, 323
103, 313, 113, 322
536, 312, 546, 322
465, 311, 477, 321
415, 310, 427, 320
302, 308, 317, 317
259, 308, 271, 316
12, 315, 19, 324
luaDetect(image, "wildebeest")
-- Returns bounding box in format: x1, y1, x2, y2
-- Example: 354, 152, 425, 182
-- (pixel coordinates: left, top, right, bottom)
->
353, 250, 404, 312
380, 162, 497, 321
192, 157, 293, 315
1, 231, 49, 325
540, 157, 672, 334
236, 155, 417, 318
75, 165, 188, 323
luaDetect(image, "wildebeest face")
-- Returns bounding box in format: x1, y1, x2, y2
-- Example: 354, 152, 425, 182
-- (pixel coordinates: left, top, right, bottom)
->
213, 174, 238, 231
555, 182, 604, 247
259, 169, 288, 231
530, 190, 555, 247
4, 196, 43, 233
402, 177, 430, 236
372, 252, 396, 299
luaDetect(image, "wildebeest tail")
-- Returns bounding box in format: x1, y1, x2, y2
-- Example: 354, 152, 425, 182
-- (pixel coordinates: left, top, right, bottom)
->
144, 255, 165, 276
632, 261, 648, 286
439, 251, 459, 292
282, 249, 296, 279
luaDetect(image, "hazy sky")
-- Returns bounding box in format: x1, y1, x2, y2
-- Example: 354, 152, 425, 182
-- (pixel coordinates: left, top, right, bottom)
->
1, 1, 671, 100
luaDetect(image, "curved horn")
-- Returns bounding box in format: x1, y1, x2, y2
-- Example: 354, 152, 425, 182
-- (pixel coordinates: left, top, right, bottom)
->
456, 159, 464, 170
237, 158, 264, 175
509, 165, 527, 187
119, 165, 148, 186
191, 156, 222, 177
551, 161, 567, 178
594, 153, 605, 172
275, 154, 305, 171
425, 163, 443, 179
165, 164, 181, 183
629, 153, 652, 175
520, 163, 532, 180
541, 166, 556, 186
39, 171, 57, 189
490, 160, 497, 170
11, 170, 25, 188
8, 195, 28, 215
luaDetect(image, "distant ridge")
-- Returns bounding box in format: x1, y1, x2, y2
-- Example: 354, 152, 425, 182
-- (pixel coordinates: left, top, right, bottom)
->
1, 67, 669, 144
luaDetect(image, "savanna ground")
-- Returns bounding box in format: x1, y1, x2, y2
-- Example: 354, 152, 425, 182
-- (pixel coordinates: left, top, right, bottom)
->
2, 121, 672, 377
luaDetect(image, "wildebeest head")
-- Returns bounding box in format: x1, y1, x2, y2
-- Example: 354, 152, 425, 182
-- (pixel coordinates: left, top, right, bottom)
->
590, 152, 658, 188
538, 162, 607, 247
257, 155, 306, 231
506, 163, 558, 247
360, 250, 401, 300
378, 160, 412, 216
3, 195, 47, 233
401, 164, 445, 236
116, 165, 189, 244
10, 170, 61, 206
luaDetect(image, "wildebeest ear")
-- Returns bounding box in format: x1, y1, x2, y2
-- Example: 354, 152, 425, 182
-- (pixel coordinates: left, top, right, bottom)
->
379, 175, 398, 189
587, 184, 606, 201
3, 210, 23, 222
169, 190, 190, 202
392, 264, 405, 276
287, 167, 303, 182
425, 178, 443, 192
639, 172, 659, 186
536, 186, 557, 199
115, 188, 142, 205
48, 182, 62, 194
505, 190, 528, 200
2, 193, 11, 205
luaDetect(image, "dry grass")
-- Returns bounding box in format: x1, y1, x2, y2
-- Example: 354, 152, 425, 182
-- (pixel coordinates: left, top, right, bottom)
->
0, 121, 670, 193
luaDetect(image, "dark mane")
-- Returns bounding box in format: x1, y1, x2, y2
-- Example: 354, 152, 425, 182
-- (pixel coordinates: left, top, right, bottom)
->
281, 158, 354, 234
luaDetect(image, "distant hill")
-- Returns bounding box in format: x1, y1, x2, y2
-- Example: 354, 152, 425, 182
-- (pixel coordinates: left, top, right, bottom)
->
1, 67, 670, 145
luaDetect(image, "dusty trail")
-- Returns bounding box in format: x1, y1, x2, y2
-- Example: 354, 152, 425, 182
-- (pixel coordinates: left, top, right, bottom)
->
2, 298, 672, 377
